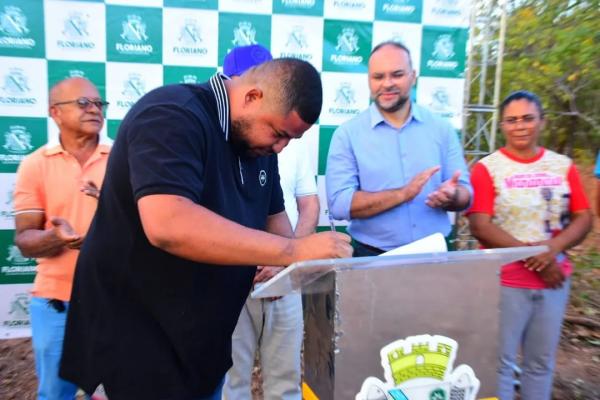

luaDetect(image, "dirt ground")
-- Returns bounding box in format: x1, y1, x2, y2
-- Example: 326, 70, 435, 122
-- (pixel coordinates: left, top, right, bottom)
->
1, 168, 599, 400
550, 165, 600, 400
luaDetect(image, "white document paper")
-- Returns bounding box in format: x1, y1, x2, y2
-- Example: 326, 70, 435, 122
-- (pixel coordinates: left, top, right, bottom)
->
380, 232, 448, 257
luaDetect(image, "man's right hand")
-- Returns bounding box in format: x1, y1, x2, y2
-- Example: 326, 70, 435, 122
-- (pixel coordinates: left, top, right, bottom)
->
291, 231, 353, 261
405, 166, 440, 201
50, 217, 83, 249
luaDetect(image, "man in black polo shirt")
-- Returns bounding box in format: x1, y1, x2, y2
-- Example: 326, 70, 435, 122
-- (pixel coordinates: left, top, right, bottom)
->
60, 59, 352, 400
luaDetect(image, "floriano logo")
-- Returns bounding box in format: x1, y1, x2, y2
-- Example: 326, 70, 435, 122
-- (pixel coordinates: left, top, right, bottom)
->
427, 34, 458, 71
1, 245, 36, 277
118, 73, 146, 108
382, 0, 416, 15
68, 69, 85, 78
329, 82, 360, 116
356, 335, 480, 400
332, 0, 366, 10
179, 19, 201, 45
2, 68, 29, 94
433, 35, 455, 60
6, 245, 31, 265
280, 26, 312, 61
331, 27, 363, 65
429, 87, 453, 116
182, 74, 198, 84
389, 33, 407, 45
0, 186, 14, 219
4, 293, 30, 328
58, 12, 94, 50
63, 12, 88, 38
0, 68, 36, 106
336, 27, 359, 53
335, 82, 355, 106
121, 14, 147, 43
0, 6, 35, 49
232, 21, 257, 47
432, 0, 462, 18
174, 19, 207, 56
2, 125, 33, 157
0, 6, 28, 37
116, 14, 153, 55
286, 26, 308, 51
281, 0, 316, 7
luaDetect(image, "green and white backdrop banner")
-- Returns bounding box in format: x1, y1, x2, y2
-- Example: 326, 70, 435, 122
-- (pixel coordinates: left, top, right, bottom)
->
0, 0, 469, 338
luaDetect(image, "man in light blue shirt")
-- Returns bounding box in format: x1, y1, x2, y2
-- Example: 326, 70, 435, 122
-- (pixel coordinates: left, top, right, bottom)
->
326, 41, 472, 256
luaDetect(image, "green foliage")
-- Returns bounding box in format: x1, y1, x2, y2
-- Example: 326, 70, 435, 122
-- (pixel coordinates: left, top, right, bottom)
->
468, 0, 600, 156
500, 0, 600, 155
572, 249, 600, 273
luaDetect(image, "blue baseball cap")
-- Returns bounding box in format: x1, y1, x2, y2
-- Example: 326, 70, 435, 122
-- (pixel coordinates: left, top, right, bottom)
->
223, 44, 273, 77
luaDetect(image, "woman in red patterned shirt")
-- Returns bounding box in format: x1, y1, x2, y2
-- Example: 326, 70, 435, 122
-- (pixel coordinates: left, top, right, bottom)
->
467, 91, 592, 400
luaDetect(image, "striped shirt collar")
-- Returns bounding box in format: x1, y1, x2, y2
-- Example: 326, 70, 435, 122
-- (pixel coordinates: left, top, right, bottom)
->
209, 73, 231, 141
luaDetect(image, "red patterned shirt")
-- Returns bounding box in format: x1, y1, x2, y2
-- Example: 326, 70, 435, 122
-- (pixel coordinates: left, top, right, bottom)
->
468, 148, 589, 289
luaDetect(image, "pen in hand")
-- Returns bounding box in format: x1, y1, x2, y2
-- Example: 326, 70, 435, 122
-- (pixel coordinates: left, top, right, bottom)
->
328, 212, 336, 232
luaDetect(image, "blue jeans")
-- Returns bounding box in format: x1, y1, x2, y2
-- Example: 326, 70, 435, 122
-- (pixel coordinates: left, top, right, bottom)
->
30, 297, 78, 400
497, 280, 570, 400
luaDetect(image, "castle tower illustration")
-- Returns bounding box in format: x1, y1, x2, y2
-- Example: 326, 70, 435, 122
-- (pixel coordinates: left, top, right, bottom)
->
381, 335, 458, 386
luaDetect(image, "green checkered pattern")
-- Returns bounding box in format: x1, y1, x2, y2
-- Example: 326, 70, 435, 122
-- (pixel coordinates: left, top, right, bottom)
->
0, 0, 470, 338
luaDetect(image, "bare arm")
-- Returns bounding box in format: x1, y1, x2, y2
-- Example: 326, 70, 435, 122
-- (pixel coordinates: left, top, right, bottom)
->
294, 194, 319, 238
525, 209, 592, 271
470, 210, 565, 288
255, 196, 320, 283
469, 210, 592, 288
596, 180, 600, 216
350, 166, 440, 219
467, 212, 525, 249
138, 194, 352, 267
254, 211, 295, 284
265, 211, 294, 238
14, 213, 82, 258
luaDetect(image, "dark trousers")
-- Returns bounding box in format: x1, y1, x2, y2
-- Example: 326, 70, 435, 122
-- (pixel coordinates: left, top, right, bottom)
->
352, 240, 385, 257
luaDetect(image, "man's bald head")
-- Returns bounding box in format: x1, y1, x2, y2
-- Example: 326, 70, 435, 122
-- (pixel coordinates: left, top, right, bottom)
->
49, 77, 104, 138
49, 77, 99, 105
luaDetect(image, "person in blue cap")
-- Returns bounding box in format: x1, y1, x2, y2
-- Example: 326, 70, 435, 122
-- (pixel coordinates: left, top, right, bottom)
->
221, 44, 319, 400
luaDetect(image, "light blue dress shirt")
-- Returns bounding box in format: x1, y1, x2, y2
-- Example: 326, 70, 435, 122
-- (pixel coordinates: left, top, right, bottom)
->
326, 102, 472, 251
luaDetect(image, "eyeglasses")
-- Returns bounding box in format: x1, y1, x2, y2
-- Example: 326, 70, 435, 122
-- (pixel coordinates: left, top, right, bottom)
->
501, 115, 538, 126
52, 97, 109, 111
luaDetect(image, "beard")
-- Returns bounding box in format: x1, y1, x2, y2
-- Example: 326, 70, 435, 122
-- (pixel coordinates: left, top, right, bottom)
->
230, 117, 272, 157
373, 92, 410, 113
230, 118, 253, 155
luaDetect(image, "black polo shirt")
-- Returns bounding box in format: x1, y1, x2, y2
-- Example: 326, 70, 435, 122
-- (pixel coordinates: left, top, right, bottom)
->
60, 74, 284, 399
